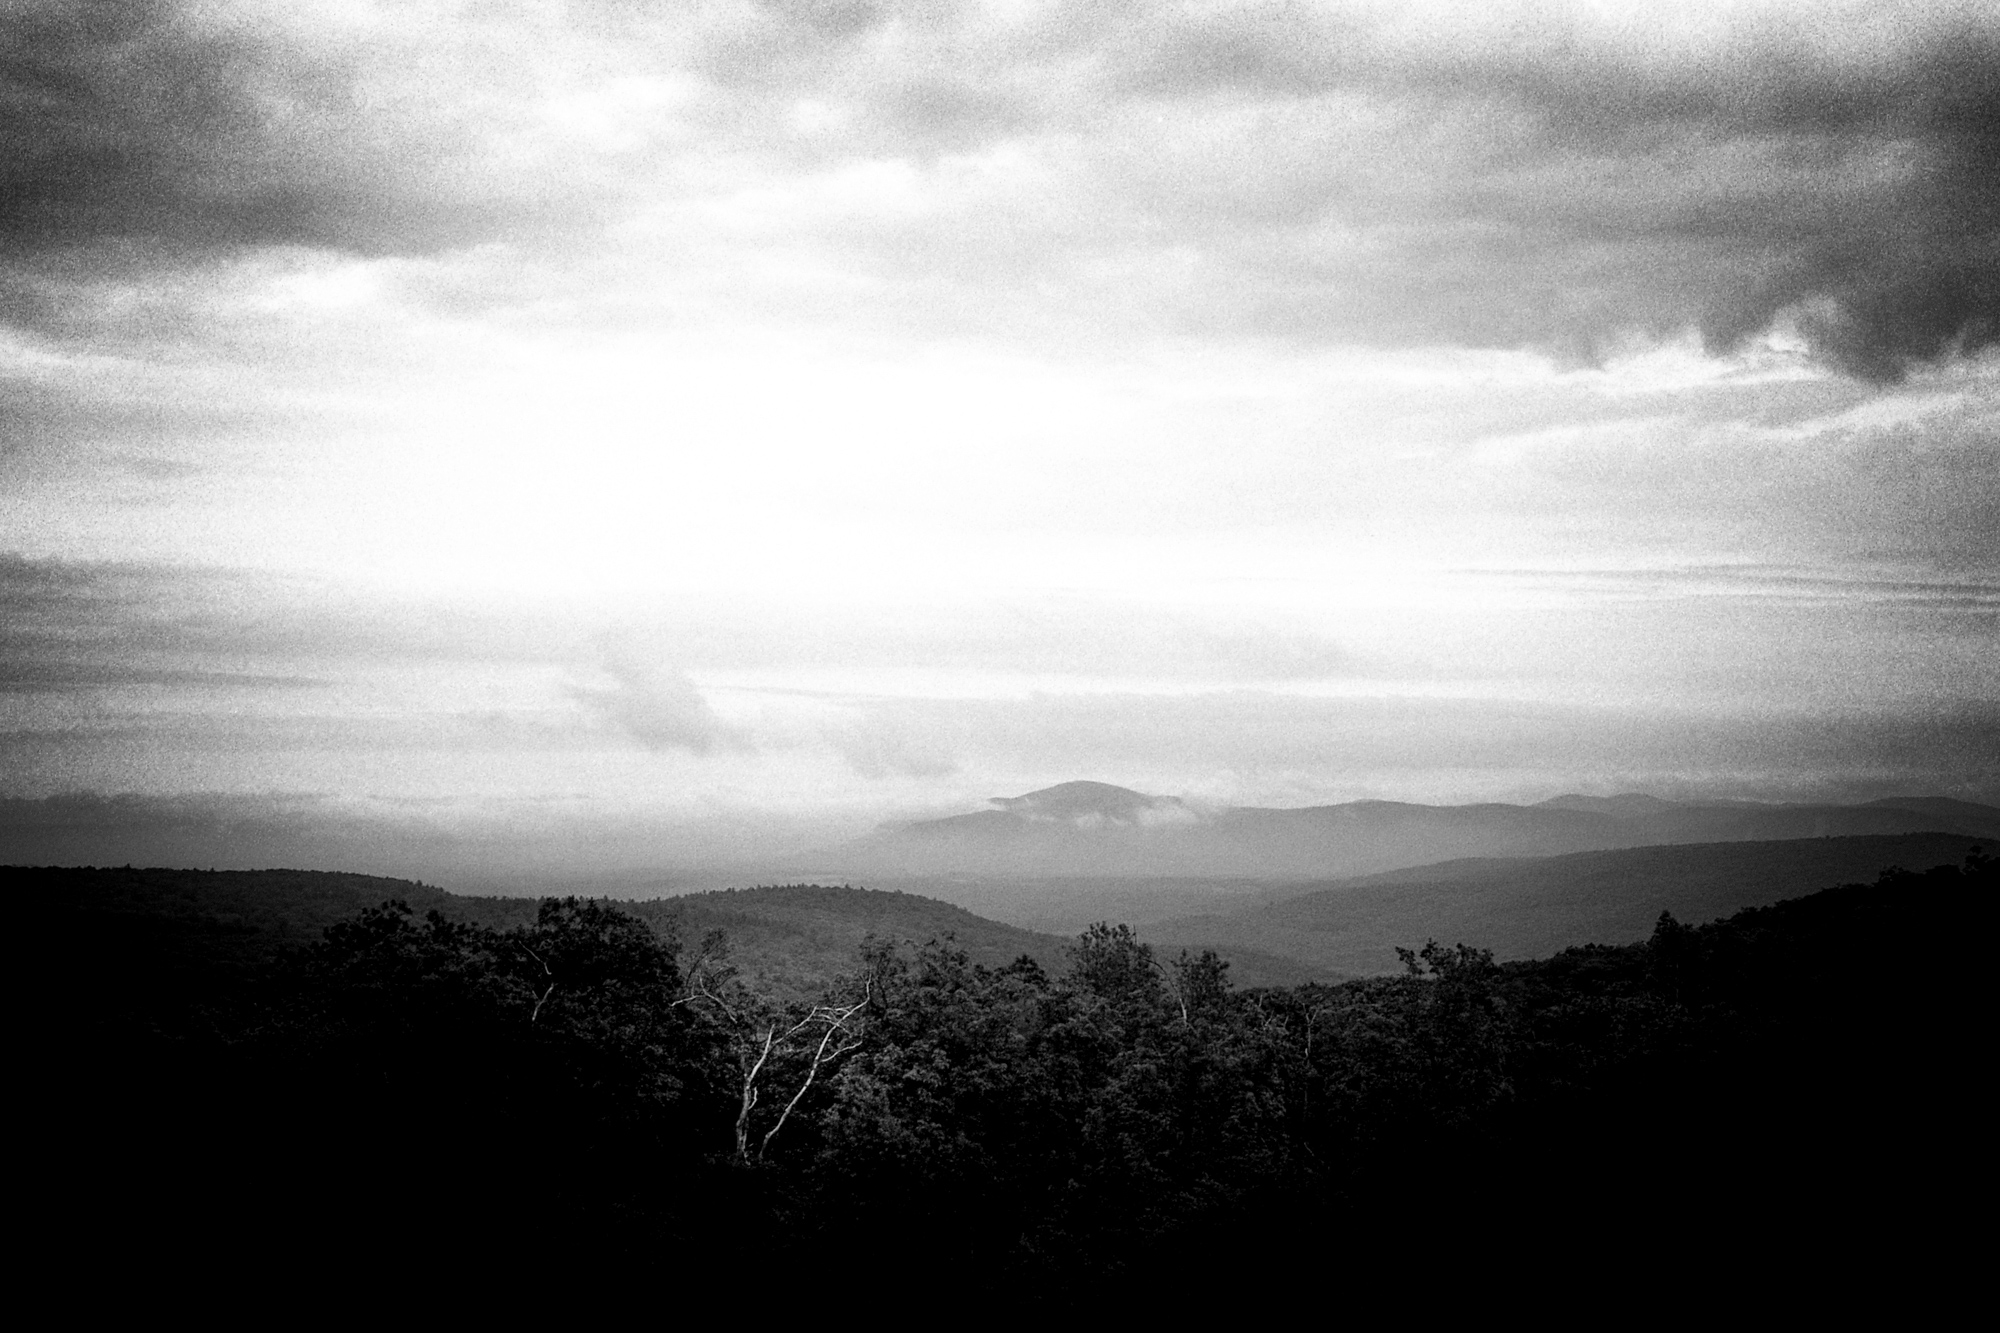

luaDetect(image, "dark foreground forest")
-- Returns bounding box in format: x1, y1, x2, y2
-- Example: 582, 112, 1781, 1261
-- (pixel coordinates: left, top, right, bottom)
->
34, 851, 1991, 1305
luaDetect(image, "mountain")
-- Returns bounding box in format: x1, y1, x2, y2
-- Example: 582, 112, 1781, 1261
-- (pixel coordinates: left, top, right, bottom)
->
1138, 831, 1989, 977
21, 863, 1336, 1000
624, 884, 1068, 998
829, 782, 2000, 879
20, 865, 458, 966
1536, 792, 1682, 817
1865, 796, 2000, 826
19, 865, 1070, 992
849, 781, 1203, 876
991, 780, 1195, 824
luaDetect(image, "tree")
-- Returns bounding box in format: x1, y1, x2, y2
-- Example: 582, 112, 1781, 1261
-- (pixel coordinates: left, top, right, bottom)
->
1068, 922, 1163, 1007
1165, 948, 1232, 1025
679, 932, 869, 1161
511, 896, 684, 1027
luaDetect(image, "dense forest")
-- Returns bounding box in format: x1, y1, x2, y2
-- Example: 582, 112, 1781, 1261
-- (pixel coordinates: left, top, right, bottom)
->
36, 850, 1990, 1303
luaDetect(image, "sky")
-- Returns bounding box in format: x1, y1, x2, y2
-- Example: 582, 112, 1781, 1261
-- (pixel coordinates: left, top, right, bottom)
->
2, 0, 1996, 878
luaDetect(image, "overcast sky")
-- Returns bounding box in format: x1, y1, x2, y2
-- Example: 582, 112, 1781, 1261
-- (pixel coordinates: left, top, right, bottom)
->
3, 0, 1996, 871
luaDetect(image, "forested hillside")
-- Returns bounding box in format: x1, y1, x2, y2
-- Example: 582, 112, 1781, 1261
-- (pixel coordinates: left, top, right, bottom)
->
1140, 831, 1990, 974
600, 882, 1070, 997
34, 847, 1988, 1301
18, 866, 1322, 994
18, 867, 1062, 982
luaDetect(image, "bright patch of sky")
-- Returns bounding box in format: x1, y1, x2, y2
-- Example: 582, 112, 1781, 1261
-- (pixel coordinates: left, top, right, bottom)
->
2, 1, 1995, 860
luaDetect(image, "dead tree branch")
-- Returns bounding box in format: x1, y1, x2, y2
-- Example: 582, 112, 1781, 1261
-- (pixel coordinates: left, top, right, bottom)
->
521, 943, 557, 1024
758, 993, 868, 1159
733, 1025, 778, 1159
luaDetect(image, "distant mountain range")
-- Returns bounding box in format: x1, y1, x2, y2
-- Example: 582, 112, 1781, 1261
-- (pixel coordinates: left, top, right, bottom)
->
1139, 831, 1989, 977
25, 785, 1996, 999
28, 819, 1987, 1002
827, 781, 2000, 880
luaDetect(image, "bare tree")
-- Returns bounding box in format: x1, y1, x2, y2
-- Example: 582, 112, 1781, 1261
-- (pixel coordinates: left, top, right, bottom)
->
680, 933, 870, 1161
520, 942, 557, 1023
751, 994, 868, 1159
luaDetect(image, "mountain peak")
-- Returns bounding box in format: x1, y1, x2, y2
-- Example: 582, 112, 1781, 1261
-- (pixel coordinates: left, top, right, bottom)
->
991, 781, 1187, 826
1537, 793, 1680, 817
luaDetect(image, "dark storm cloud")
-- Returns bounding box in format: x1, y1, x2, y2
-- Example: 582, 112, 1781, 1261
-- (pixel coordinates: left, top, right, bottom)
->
0, 0, 506, 262
5, 2, 1992, 379
1616, 36, 2000, 383
682, 2, 2000, 380
1110, 6, 2000, 380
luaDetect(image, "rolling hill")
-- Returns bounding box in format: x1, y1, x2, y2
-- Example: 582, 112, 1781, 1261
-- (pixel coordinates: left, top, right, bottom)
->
444, 882, 1337, 991
1137, 831, 1990, 976
617, 884, 1070, 998
17, 863, 1336, 997
26, 807, 1993, 997
14, 865, 1070, 1001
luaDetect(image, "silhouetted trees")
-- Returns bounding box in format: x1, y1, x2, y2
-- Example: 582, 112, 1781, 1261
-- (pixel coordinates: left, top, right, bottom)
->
37, 850, 1992, 1296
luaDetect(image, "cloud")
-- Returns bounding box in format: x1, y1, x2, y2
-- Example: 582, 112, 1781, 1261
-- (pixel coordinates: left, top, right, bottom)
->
537, 594, 1369, 684
1105, 4, 2000, 379
878, 688, 2000, 806
0, 787, 851, 879
0, 788, 458, 873
790, 601, 1363, 682
0, 660, 316, 693
3, 552, 1994, 820
570, 657, 749, 756
0, 554, 217, 694
1, 1, 448, 259
0, 555, 604, 677
0, 555, 335, 692
0, 555, 1368, 697
3, 1, 1991, 381
824, 711, 959, 780
1656, 35, 2000, 381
